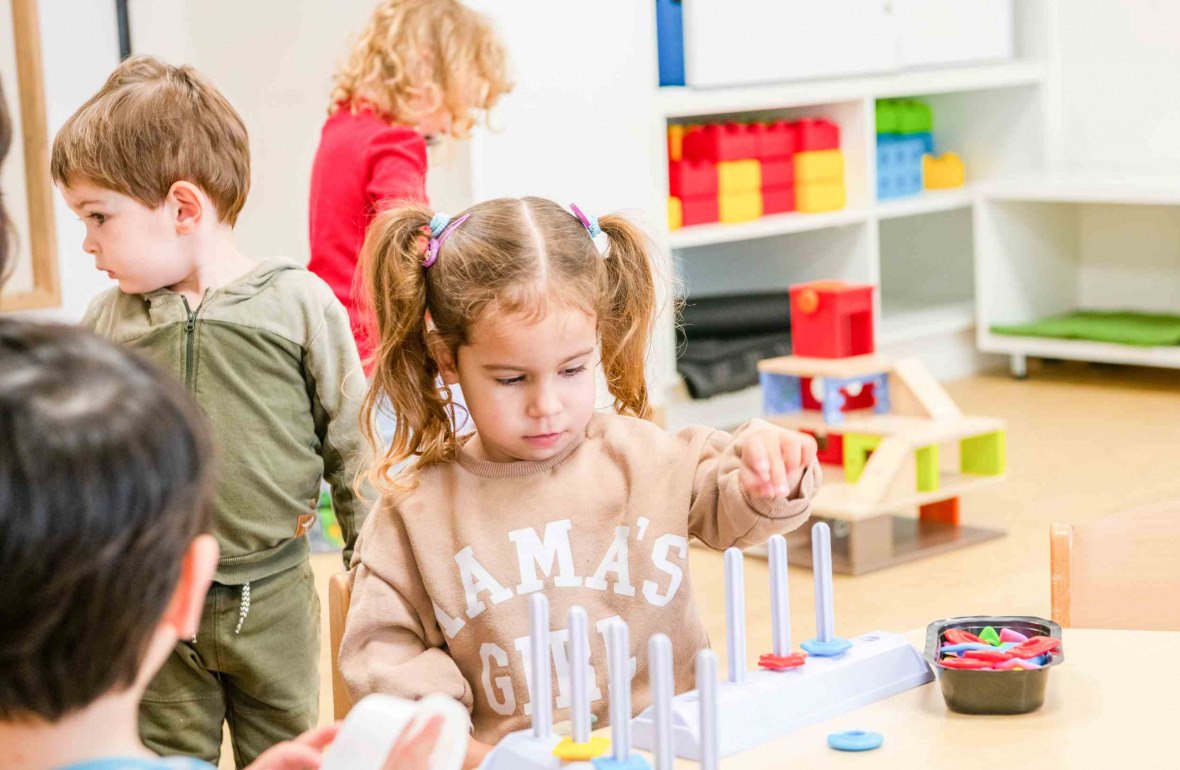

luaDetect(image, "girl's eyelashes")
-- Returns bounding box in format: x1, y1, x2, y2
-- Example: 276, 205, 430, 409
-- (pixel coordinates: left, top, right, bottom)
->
495, 364, 588, 387
85, 212, 108, 226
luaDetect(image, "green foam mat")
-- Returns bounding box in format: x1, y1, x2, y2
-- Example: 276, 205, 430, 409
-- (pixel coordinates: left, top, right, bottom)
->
991, 310, 1180, 347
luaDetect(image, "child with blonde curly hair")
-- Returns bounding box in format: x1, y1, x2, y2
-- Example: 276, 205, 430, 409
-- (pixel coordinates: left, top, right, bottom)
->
339, 197, 821, 766
308, 0, 512, 368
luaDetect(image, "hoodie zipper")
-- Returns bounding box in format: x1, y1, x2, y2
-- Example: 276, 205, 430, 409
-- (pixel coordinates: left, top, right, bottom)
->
180, 296, 200, 389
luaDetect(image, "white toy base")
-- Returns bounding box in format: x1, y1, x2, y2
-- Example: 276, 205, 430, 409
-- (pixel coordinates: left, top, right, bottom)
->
480, 730, 564, 770
630, 631, 933, 760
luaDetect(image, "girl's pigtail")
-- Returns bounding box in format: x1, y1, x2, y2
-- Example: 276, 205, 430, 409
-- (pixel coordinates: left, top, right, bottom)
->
596, 213, 658, 420
359, 203, 455, 495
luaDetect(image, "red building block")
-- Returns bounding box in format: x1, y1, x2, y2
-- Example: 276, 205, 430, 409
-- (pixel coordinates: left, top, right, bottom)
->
762, 186, 796, 215
753, 121, 799, 160
669, 159, 718, 198
681, 196, 719, 226
789, 281, 875, 358
760, 158, 794, 188
800, 377, 876, 412
802, 429, 844, 465
796, 119, 841, 151
683, 123, 757, 162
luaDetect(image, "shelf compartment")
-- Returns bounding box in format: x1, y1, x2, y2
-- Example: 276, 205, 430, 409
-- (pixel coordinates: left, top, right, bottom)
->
976, 192, 1180, 370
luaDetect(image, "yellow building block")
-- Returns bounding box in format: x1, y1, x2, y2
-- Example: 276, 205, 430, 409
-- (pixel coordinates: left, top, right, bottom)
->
668, 197, 683, 231
717, 159, 761, 194
795, 149, 844, 185
923, 153, 965, 189
667, 124, 684, 162
796, 182, 845, 213
553, 736, 610, 761
719, 190, 762, 223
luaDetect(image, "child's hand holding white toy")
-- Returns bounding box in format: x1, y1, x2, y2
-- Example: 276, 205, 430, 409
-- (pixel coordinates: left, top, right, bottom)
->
320, 694, 470, 770
739, 425, 819, 499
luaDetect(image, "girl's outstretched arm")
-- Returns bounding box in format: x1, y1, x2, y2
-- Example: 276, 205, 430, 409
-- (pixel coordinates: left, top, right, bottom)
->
686, 419, 822, 551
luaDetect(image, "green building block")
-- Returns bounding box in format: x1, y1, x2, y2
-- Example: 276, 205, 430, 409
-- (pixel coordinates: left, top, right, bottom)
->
844, 433, 882, 483
898, 100, 933, 134
961, 430, 1006, 476
916, 444, 940, 492
876, 99, 901, 134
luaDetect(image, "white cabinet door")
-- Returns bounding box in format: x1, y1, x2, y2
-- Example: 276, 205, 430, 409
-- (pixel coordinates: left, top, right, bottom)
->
895, 0, 1014, 68
682, 0, 899, 89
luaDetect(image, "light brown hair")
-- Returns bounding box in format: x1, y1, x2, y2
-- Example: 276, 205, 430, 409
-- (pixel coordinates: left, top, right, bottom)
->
330, 0, 512, 139
50, 56, 250, 226
360, 197, 658, 494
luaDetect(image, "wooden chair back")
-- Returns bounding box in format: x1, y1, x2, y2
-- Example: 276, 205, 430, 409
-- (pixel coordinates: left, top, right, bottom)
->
1051, 501, 1180, 630
328, 572, 353, 720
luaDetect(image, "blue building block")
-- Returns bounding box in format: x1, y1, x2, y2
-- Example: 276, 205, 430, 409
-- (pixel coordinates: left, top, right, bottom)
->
760, 371, 802, 415
655, 0, 685, 87
869, 373, 890, 414
876, 134, 929, 199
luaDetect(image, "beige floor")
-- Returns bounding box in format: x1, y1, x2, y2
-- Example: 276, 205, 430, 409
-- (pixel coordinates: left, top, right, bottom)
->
296, 360, 1180, 742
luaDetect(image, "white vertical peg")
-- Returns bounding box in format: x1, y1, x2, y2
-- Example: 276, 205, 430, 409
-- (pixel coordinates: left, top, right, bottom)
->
568, 606, 591, 744
529, 594, 552, 739
649, 634, 674, 770
608, 619, 632, 760
696, 649, 719, 770
812, 522, 836, 642
768, 534, 791, 656
724, 547, 746, 684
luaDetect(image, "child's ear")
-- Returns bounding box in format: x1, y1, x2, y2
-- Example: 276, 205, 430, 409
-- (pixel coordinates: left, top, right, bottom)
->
168, 181, 205, 235
430, 337, 460, 386
162, 534, 219, 638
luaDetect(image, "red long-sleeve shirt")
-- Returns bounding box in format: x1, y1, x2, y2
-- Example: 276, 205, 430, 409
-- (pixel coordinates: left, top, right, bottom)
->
308, 107, 428, 365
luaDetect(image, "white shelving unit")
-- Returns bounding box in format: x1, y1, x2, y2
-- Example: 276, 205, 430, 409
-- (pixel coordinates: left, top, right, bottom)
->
456, 0, 1062, 430
975, 174, 1180, 377
660, 2, 1055, 430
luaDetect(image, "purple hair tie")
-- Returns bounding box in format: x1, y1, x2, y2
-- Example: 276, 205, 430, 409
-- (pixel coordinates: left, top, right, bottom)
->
422, 213, 469, 268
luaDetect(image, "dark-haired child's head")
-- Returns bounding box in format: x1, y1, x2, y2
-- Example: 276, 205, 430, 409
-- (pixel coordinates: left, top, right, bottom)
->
0, 321, 218, 722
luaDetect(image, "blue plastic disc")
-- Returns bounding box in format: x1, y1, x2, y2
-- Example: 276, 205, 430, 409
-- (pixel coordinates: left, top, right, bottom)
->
801, 637, 853, 656
828, 730, 884, 752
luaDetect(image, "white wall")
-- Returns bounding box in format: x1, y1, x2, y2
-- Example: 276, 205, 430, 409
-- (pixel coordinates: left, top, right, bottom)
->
14, 0, 120, 322
128, 0, 476, 266
1057, 0, 1180, 173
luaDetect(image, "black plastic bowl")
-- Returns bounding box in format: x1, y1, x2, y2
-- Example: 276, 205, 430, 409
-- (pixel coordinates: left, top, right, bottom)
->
924, 615, 1064, 715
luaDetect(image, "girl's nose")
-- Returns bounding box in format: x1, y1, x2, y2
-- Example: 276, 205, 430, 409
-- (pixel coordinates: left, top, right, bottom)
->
528, 382, 563, 418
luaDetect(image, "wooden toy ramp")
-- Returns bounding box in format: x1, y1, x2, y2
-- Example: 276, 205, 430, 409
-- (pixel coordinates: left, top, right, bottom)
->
753, 354, 1007, 574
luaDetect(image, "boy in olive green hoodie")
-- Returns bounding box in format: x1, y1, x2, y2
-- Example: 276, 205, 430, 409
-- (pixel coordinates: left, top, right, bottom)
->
51, 56, 370, 767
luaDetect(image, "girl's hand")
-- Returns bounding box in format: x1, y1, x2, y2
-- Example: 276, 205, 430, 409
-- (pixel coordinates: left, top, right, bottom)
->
462, 739, 494, 769
244, 723, 340, 770
740, 426, 818, 499
381, 714, 444, 770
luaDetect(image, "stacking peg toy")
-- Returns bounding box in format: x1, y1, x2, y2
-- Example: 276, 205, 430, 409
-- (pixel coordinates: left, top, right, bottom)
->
759, 534, 806, 670
554, 606, 610, 761
593, 621, 648, 770
696, 650, 719, 770
479, 595, 562, 770
724, 548, 747, 683
801, 523, 852, 656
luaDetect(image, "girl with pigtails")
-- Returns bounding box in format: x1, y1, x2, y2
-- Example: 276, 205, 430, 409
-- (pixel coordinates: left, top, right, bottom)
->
339, 197, 822, 766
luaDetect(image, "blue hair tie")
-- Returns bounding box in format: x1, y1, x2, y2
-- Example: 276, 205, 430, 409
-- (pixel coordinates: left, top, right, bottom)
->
570, 203, 602, 239
429, 212, 452, 238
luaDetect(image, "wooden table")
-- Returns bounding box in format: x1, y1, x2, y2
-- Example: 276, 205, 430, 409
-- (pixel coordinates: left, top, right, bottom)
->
619, 628, 1177, 768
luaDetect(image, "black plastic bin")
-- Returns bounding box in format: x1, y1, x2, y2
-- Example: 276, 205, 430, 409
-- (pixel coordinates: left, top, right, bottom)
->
924, 615, 1064, 715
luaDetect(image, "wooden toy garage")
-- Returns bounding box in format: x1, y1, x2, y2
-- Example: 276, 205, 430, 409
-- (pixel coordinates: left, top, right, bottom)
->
757, 281, 1007, 575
